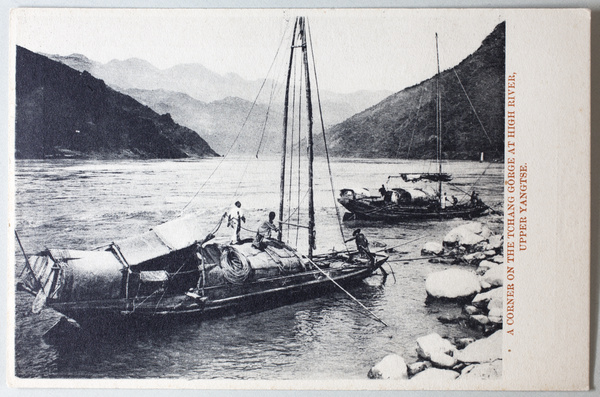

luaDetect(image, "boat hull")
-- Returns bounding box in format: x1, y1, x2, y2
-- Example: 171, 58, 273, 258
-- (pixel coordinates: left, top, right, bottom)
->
338, 197, 488, 221
43, 256, 387, 327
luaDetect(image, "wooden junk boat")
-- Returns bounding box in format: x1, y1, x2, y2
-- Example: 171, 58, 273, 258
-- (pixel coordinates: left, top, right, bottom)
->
17, 17, 388, 327
338, 34, 490, 222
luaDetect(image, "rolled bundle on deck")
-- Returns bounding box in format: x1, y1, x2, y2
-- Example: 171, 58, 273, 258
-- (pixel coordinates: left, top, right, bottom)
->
209, 240, 308, 285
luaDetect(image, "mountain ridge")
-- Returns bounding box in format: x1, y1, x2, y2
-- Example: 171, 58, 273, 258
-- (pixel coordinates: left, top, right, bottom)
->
16, 46, 219, 160
324, 21, 505, 160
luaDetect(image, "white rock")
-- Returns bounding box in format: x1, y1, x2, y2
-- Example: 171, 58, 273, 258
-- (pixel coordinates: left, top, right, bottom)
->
486, 288, 503, 311
416, 333, 457, 360
368, 354, 408, 380
472, 287, 503, 308
463, 252, 486, 263
425, 269, 481, 300
487, 234, 503, 250
492, 255, 504, 264
407, 361, 431, 377
430, 352, 457, 368
482, 265, 504, 288
443, 222, 493, 247
488, 308, 503, 323
476, 260, 497, 275
479, 279, 492, 290
422, 242, 444, 255
463, 305, 480, 315
469, 314, 489, 325
483, 250, 496, 256
410, 368, 460, 382
456, 331, 502, 364
459, 360, 502, 380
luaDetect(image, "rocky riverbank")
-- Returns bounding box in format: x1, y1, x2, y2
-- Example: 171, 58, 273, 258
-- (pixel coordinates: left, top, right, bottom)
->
368, 221, 504, 381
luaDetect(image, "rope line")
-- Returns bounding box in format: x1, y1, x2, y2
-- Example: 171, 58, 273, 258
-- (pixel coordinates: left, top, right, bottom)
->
307, 20, 349, 251
453, 68, 493, 146
181, 20, 291, 213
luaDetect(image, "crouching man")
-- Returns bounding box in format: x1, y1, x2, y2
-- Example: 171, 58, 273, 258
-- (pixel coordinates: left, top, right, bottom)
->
252, 211, 280, 250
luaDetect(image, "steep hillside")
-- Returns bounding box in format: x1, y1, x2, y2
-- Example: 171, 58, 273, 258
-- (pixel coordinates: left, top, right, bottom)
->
16, 46, 218, 159
48, 53, 391, 129
325, 22, 505, 160
124, 88, 283, 155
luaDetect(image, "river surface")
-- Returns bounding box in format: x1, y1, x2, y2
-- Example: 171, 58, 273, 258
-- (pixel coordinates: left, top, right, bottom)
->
13, 157, 503, 379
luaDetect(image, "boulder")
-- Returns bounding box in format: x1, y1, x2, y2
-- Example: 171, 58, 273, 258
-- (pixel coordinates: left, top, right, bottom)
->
459, 360, 502, 380
472, 287, 503, 309
410, 368, 460, 382
476, 260, 497, 275
483, 250, 496, 256
492, 255, 504, 264
481, 265, 504, 288
463, 305, 480, 315
443, 222, 492, 248
486, 288, 503, 311
456, 331, 502, 364
487, 234, 503, 250
463, 252, 486, 264
488, 308, 503, 323
469, 314, 489, 326
407, 361, 431, 377
479, 279, 492, 290
430, 352, 457, 368
416, 333, 456, 360
425, 269, 481, 300
367, 354, 408, 380
422, 242, 444, 256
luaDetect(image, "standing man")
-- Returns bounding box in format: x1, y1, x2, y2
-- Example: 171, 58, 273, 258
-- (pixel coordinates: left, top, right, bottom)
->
252, 211, 279, 250
228, 201, 246, 244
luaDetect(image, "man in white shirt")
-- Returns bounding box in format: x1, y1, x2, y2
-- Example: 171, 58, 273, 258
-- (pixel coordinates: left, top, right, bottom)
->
227, 201, 246, 243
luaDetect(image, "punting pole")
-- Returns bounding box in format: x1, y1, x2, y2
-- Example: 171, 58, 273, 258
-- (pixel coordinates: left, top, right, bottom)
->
15, 230, 42, 290
306, 257, 388, 327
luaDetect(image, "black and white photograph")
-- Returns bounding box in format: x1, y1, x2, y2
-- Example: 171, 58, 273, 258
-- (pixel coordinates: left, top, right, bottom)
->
6, 7, 590, 390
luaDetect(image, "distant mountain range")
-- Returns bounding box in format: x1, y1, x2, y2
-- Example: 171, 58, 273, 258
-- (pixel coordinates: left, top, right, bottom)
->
16, 46, 218, 159
18, 22, 504, 160
46, 52, 392, 154
323, 21, 505, 161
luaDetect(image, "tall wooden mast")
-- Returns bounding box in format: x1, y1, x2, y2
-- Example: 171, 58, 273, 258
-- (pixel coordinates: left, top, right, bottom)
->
299, 17, 316, 259
278, 19, 299, 241
435, 33, 443, 202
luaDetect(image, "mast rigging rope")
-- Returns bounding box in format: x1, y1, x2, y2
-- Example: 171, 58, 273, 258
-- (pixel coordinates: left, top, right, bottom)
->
181, 20, 291, 213
307, 19, 349, 251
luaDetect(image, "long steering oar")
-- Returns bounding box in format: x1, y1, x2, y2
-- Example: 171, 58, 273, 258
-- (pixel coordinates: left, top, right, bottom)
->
15, 230, 41, 290
305, 257, 388, 327
15, 231, 47, 313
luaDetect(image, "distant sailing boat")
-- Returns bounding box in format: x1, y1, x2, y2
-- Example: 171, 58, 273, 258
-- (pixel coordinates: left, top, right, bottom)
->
17, 17, 389, 328
338, 33, 489, 222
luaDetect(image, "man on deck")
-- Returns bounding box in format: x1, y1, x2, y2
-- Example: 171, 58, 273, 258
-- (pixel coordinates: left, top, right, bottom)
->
227, 201, 246, 244
345, 229, 375, 267
252, 211, 280, 250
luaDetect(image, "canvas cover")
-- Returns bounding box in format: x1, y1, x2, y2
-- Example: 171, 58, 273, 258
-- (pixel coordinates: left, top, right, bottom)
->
152, 213, 207, 250
114, 213, 209, 266
50, 249, 125, 302
115, 230, 171, 266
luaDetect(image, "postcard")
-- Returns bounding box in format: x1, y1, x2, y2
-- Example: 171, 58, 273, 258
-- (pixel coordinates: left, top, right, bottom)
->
6, 8, 590, 391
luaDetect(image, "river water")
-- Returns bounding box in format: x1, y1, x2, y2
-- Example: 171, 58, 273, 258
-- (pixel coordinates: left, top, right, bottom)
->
13, 157, 503, 379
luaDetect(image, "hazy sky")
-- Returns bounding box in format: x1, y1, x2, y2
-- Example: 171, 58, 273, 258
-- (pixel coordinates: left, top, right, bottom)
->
12, 8, 505, 94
